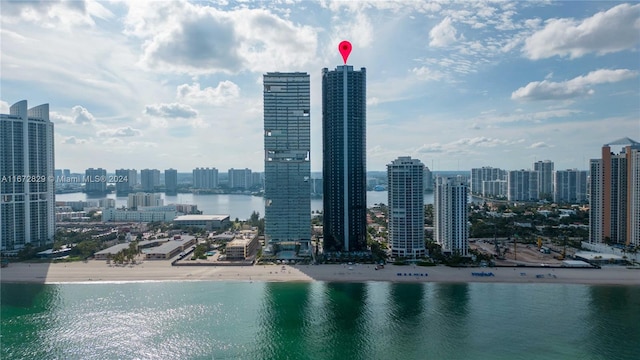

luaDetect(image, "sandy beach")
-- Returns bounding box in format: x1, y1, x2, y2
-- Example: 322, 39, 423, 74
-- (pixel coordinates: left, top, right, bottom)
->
1, 261, 639, 285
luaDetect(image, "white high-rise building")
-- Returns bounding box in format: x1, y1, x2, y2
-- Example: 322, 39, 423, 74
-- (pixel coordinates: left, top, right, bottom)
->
507, 170, 539, 201
192, 167, 218, 189
1, 100, 55, 251
228, 168, 252, 189
127, 192, 163, 210
387, 157, 425, 258
534, 160, 554, 199
434, 177, 469, 256
263, 72, 311, 255
482, 180, 507, 198
553, 169, 588, 203
471, 167, 506, 195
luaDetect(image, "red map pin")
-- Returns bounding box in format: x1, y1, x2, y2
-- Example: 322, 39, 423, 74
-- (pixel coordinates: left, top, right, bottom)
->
338, 40, 352, 64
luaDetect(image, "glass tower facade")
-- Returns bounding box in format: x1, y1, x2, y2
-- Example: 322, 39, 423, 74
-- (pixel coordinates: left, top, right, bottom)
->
263, 72, 311, 256
322, 66, 367, 253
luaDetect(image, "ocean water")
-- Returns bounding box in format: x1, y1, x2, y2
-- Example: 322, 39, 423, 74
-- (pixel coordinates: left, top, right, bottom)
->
1, 282, 639, 360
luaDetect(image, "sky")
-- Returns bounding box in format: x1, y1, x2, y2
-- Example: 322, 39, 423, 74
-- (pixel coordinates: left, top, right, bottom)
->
1, 0, 639, 173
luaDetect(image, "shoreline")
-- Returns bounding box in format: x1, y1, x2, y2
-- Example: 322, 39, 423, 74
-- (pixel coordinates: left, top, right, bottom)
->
1, 261, 639, 286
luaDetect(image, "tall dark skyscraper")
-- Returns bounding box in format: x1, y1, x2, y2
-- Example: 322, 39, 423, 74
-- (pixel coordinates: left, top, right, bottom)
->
322, 65, 367, 252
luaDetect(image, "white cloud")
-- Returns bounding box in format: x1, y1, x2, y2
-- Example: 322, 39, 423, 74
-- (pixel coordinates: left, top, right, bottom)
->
0, 100, 10, 113
523, 3, 640, 60
410, 66, 444, 81
96, 126, 142, 137
415, 136, 522, 155
127, 3, 318, 74
429, 17, 461, 47
71, 105, 96, 125
511, 69, 638, 101
529, 142, 551, 149
52, 106, 96, 125
103, 138, 124, 146
63, 136, 89, 145
1, 0, 114, 29
367, 97, 380, 106
332, 11, 374, 49
177, 81, 240, 105
144, 103, 198, 118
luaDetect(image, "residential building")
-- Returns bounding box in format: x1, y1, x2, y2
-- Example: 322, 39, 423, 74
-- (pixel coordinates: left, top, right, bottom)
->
387, 156, 425, 258
127, 192, 163, 209
173, 214, 230, 230
251, 172, 263, 188
434, 177, 469, 256
85, 168, 107, 194
590, 138, 640, 247
507, 170, 539, 201
140, 169, 160, 192
115, 169, 136, 194
165, 168, 178, 194
534, 160, 554, 200
470, 167, 506, 195
553, 169, 588, 203
226, 230, 260, 260
228, 168, 252, 189
263, 72, 312, 256
193, 167, 218, 189
1, 100, 55, 251
322, 65, 367, 252
102, 206, 176, 223
424, 166, 433, 192
482, 180, 507, 198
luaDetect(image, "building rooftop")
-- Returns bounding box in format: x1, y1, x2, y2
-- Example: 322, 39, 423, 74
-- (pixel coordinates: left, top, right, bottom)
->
174, 215, 229, 221
605, 137, 638, 146
143, 236, 195, 255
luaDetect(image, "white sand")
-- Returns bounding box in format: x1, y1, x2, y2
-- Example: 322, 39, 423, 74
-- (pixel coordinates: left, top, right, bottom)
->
1, 261, 639, 285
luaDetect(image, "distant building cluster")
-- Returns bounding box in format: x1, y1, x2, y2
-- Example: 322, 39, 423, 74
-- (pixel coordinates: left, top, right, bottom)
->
470, 162, 588, 203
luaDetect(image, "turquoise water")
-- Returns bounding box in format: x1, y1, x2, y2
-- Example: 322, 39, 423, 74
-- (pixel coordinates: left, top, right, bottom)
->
1, 282, 639, 359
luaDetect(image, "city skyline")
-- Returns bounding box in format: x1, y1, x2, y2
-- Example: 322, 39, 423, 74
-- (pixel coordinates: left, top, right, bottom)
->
1, 2, 637, 172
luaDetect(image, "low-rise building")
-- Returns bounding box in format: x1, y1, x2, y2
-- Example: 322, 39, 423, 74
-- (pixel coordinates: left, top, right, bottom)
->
102, 206, 177, 223
174, 215, 230, 230
94, 239, 170, 260
144, 236, 196, 260
226, 230, 259, 260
